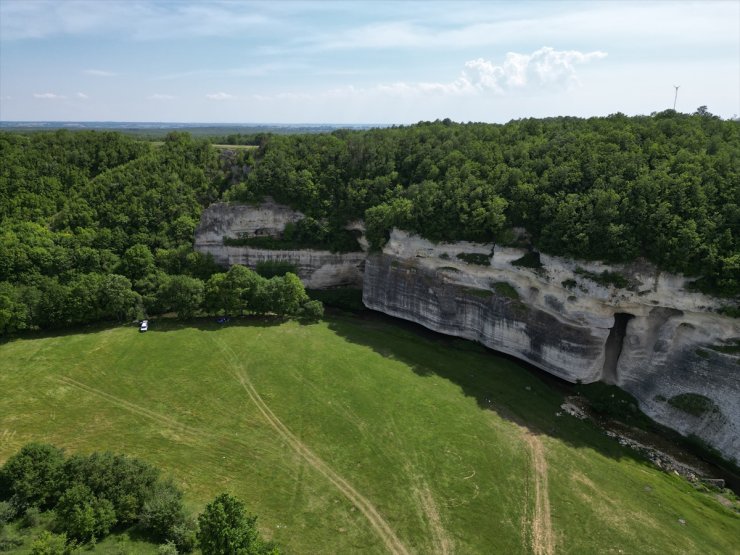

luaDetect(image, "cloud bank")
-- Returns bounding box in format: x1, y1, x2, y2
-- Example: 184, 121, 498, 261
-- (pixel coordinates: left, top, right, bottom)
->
324, 47, 607, 100
206, 92, 234, 100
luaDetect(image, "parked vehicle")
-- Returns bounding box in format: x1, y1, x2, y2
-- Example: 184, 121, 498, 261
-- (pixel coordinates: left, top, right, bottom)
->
139, 320, 149, 332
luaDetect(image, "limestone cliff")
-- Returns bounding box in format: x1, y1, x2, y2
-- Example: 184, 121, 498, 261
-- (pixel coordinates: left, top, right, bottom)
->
195, 203, 740, 462
194, 201, 366, 288
363, 230, 740, 463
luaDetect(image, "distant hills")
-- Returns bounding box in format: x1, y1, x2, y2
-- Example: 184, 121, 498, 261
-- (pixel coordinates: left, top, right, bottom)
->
0, 121, 385, 137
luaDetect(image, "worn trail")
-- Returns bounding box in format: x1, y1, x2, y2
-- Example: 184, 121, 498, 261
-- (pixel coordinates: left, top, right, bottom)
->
213, 336, 410, 555
525, 433, 554, 555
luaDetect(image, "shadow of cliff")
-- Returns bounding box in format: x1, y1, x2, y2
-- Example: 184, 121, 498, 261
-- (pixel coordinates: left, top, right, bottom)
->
325, 309, 737, 486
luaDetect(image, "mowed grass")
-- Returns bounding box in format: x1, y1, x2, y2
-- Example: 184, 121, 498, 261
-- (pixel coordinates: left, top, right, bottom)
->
0, 315, 737, 554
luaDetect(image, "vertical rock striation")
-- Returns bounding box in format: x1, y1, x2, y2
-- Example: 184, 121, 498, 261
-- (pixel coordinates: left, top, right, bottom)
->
194, 202, 366, 288
195, 203, 740, 462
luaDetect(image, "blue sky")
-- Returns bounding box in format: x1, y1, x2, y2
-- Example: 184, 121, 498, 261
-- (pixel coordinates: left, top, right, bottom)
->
0, 0, 738, 123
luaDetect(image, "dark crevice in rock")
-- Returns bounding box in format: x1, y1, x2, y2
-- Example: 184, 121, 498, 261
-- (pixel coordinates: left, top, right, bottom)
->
602, 313, 635, 384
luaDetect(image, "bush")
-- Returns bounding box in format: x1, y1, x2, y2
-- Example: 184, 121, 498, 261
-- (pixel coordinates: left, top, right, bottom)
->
169, 518, 198, 554
668, 393, 720, 417
511, 251, 542, 268
30, 531, 70, 555
298, 300, 324, 322
456, 252, 490, 266
574, 267, 629, 288
140, 481, 187, 543
21, 506, 41, 528
0, 443, 65, 511
255, 260, 299, 278
197, 493, 278, 555
491, 282, 519, 300
62, 452, 160, 526
0, 501, 15, 526
157, 541, 179, 555
56, 483, 117, 542
561, 279, 577, 290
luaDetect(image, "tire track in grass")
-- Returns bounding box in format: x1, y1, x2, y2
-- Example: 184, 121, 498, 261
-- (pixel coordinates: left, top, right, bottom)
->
55, 376, 287, 460
412, 480, 453, 555
56, 376, 205, 439
212, 336, 411, 555
524, 433, 554, 555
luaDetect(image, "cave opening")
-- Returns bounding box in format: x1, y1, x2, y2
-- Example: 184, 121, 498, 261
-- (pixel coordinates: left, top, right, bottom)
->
602, 312, 635, 384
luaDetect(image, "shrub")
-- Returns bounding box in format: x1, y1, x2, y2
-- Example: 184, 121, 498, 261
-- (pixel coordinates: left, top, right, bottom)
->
157, 541, 179, 555
197, 493, 260, 555
0, 443, 65, 511
491, 282, 519, 300
62, 452, 159, 526
140, 481, 187, 543
462, 287, 493, 299
668, 393, 720, 417
511, 251, 542, 269
561, 279, 577, 290
0, 501, 15, 526
56, 483, 117, 542
30, 531, 70, 555
456, 252, 490, 266
21, 506, 41, 528
298, 300, 324, 322
255, 260, 298, 278
574, 267, 629, 288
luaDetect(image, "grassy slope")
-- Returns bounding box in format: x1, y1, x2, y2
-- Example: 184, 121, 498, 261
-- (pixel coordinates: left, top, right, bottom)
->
0, 315, 737, 554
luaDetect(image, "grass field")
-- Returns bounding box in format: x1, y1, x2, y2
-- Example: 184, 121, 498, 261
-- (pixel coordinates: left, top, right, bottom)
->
0, 314, 738, 554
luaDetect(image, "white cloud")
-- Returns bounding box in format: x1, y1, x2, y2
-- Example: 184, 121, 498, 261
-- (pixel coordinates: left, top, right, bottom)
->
297, 2, 738, 53
149, 93, 175, 100
83, 69, 116, 77
33, 92, 65, 99
462, 47, 608, 93
206, 92, 234, 100
320, 47, 607, 100
76, 92, 89, 99
0, 1, 269, 41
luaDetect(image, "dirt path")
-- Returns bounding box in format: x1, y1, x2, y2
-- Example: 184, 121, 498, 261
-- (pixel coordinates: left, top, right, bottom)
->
212, 337, 410, 555
524, 433, 554, 555
414, 482, 453, 555
56, 375, 205, 439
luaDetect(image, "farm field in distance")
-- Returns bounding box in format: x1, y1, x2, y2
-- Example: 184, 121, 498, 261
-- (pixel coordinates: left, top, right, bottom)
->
0, 314, 737, 554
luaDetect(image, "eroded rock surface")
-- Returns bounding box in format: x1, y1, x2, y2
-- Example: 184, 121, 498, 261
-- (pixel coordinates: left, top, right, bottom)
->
195, 204, 740, 462
194, 202, 366, 288
365, 230, 740, 462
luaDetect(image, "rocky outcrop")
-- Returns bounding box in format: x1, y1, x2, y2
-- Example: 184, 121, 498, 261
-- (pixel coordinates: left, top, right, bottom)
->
195, 200, 304, 244
195, 202, 740, 462
363, 230, 740, 462
194, 201, 366, 289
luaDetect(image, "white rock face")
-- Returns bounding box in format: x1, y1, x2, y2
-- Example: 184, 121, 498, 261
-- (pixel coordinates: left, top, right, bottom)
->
194, 201, 366, 289
365, 230, 740, 462
195, 200, 304, 245
194, 203, 740, 462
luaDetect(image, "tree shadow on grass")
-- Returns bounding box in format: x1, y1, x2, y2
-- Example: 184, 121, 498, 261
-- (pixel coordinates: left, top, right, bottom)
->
146, 314, 287, 333
325, 310, 739, 488
0, 315, 288, 346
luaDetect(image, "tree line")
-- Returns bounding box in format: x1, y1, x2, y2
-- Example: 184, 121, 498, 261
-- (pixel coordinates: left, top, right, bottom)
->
2, 111, 737, 337
226, 110, 738, 296
0, 443, 280, 554
0, 131, 322, 335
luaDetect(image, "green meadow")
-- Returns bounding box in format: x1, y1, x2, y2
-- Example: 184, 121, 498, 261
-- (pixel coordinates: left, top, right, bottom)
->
1, 314, 737, 554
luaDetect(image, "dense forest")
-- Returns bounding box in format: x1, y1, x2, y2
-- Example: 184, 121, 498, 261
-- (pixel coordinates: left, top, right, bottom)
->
228, 109, 738, 296
0, 131, 318, 335
1, 110, 737, 334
